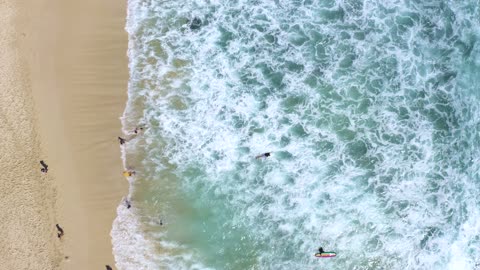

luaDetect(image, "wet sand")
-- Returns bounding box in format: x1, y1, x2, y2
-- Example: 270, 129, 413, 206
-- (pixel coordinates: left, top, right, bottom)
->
1, 0, 128, 269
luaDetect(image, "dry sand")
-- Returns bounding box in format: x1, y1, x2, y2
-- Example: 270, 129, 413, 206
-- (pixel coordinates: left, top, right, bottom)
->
0, 0, 128, 269
0, 2, 61, 269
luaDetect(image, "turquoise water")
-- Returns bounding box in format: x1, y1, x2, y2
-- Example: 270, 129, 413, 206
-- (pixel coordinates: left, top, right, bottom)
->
113, 0, 480, 269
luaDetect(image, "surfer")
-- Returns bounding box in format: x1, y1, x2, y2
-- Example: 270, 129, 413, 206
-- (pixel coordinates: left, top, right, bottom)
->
255, 152, 271, 159
40, 160, 48, 173
189, 17, 202, 30
315, 247, 336, 258
118, 137, 126, 145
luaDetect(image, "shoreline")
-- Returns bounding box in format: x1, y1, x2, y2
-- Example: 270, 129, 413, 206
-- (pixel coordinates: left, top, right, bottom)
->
11, 0, 128, 269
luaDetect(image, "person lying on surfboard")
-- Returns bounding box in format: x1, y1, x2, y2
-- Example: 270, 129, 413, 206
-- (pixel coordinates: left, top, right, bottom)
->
315, 247, 336, 258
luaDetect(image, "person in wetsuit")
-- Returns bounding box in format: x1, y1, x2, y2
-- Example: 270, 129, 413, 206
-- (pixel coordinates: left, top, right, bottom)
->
255, 152, 271, 159
118, 137, 126, 145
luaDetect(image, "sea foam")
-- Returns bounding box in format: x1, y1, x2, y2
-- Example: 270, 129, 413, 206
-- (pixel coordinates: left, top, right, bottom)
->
112, 0, 480, 269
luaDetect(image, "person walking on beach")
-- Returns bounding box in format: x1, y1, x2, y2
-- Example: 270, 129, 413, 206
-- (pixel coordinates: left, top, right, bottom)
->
56, 224, 64, 239
105, 265, 113, 270
118, 137, 126, 145
255, 152, 271, 159
40, 160, 48, 173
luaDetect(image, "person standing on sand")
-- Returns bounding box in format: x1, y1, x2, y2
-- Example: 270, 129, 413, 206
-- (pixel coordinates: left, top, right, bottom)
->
40, 160, 48, 173
105, 265, 113, 270
55, 224, 64, 239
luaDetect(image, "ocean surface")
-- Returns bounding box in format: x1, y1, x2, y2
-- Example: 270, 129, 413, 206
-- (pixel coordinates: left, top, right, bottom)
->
112, 0, 480, 269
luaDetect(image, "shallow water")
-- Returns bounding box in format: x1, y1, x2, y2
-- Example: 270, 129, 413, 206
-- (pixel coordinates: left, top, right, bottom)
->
113, 0, 480, 269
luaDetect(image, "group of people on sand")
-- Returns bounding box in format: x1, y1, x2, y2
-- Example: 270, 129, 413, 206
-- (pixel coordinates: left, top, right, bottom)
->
39, 165, 116, 267
39, 165, 65, 243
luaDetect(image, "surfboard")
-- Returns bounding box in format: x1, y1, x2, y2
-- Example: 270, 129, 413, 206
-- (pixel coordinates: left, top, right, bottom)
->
315, 252, 336, 258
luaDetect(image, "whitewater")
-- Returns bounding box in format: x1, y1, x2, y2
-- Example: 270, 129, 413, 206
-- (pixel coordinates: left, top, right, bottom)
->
112, 0, 480, 269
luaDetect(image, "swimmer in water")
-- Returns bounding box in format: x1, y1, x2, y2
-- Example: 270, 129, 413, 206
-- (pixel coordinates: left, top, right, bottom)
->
133, 126, 144, 134
255, 152, 271, 159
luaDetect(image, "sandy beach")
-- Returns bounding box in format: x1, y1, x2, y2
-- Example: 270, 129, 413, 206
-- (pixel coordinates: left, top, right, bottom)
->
0, 0, 128, 269
0, 2, 61, 269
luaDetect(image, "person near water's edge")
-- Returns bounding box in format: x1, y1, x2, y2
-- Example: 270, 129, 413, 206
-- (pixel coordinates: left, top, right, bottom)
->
118, 137, 126, 145
123, 170, 135, 177
133, 126, 144, 134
